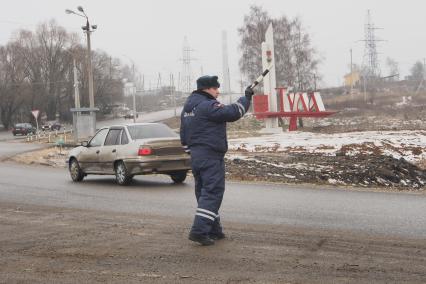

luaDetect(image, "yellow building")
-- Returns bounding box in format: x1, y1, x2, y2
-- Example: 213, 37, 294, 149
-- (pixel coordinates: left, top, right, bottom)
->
344, 71, 360, 87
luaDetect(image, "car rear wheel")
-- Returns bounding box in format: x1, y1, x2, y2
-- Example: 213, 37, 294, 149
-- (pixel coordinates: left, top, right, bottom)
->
69, 158, 84, 182
170, 170, 188, 184
115, 161, 133, 185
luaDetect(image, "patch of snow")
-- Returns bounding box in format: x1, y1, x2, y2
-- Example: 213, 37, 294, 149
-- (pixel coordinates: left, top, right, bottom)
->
283, 174, 296, 179
229, 130, 426, 162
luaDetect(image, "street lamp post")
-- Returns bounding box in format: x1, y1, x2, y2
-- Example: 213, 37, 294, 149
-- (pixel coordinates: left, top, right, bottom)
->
132, 83, 137, 123
122, 55, 138, 123
62, 48, 80, 108
66, 6, 98, 139
65, 6, 97, 109
72, 57, 80, 108
123, 79, 137, 124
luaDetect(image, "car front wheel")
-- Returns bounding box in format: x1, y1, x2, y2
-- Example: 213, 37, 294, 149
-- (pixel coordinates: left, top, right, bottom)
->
69, 158, 84, 182
170, 170, 188, 184
115, 161, 133, 185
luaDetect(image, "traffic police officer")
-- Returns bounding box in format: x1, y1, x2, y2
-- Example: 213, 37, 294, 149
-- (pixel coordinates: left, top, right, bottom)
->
180, 75, 254, 245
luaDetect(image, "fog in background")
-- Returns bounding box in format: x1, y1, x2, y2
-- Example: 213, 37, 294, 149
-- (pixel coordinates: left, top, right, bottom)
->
1, 0, 425, 89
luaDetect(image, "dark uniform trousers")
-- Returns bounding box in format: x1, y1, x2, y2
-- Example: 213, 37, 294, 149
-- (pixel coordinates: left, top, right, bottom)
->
190, 158, 225, 236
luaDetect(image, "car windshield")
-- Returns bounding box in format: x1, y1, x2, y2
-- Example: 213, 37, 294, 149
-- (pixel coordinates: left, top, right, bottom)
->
127, 124, 177, 140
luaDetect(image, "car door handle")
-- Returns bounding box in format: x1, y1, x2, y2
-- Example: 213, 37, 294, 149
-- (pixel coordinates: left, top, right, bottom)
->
96, 150, 100, 154
112, 149, 116, 153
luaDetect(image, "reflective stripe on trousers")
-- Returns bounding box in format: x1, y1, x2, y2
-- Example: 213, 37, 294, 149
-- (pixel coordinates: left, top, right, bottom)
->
190, 158, 225, 236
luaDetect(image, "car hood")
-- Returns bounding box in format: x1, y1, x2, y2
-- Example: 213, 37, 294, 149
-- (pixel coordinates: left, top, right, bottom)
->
68, 146, 85, 158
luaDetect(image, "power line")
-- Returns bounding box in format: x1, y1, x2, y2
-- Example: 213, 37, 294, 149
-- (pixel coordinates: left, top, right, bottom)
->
222, 30, 231, 94
361, 10, 384, 78
180, 36, 195, 94
360, 10, 385, 101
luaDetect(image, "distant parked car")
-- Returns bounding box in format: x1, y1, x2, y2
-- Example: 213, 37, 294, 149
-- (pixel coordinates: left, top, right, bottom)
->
67, 123, 191, 185
50, 122, 61, 131
42, 121, 62, 131
123, 112, 138, 120
12, 123, 36, 136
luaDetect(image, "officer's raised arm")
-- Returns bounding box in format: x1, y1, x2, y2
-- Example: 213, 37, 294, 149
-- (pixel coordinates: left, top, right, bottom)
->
205, 87, 254, 123
205, 98, 248, 122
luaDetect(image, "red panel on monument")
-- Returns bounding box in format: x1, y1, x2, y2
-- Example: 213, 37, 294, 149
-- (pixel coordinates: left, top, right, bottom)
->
253, 95, 269, 116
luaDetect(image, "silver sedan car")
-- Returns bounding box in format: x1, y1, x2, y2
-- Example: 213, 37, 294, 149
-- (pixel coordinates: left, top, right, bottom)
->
68, 123, 191, 185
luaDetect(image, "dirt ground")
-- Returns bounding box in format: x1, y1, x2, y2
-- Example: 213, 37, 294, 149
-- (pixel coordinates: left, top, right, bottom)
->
0, 201, 425, 284
226, 152, 426, 190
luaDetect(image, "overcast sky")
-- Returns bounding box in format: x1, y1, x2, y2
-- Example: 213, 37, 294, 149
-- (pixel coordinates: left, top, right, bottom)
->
1, 0, 425, 90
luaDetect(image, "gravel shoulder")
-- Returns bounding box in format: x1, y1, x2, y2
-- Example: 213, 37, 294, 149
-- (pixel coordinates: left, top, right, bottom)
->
1, 201, 425, 283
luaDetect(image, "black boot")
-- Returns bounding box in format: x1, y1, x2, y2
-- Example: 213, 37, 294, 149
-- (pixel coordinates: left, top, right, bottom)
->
210, 232, 226, 240
189, 233, 215, 246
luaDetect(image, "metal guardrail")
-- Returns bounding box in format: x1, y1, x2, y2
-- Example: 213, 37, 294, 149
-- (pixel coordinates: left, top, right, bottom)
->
26, 128, 73, 144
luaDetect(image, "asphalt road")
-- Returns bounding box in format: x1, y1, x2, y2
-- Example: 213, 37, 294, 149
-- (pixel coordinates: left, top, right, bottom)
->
0, 141, 46, 160
0, 131, 24, 141
0, 161, 425, 239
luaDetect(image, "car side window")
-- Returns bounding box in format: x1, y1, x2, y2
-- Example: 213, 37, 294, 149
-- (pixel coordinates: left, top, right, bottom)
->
120, 130, 129, 145
104, 129, 122, 146
88, 128, 109, 147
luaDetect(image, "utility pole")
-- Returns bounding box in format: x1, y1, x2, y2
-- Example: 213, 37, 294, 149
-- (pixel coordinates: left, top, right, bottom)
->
221, 30, 231, 94
170, 73, 176, 117
363, 74, 367, 102
142, 74, 145, 91
66, 6, 97, 109
361, 10, 384, 102
350, 48, 353, 96
157, 73, 162, 90
65, 6, 98, 137
132, 63, 136, 123
109, 56, 112, 79
73, 58, 80, 108
180, 37, 195, 93
177, 72, 181, 93
84, 20, 95, 109
415, 58, 426, 95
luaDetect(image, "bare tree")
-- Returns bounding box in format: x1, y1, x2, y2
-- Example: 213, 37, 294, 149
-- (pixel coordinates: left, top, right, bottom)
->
238, 6, 320, 90
273, 16, 295, 87
238, 5, 271, 84
385, 57, 399, 81
289, 17, 320, 90
91, 50, 124, 113
1, 19, 129, 125
410, 61, 424, 82
0, 43, 28, 129
15, 29, 44, 114
37, 20, 75, 119
14, 21, 76, 120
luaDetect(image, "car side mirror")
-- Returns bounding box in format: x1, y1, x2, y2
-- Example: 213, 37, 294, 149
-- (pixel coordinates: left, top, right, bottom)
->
81, 141, 89, 147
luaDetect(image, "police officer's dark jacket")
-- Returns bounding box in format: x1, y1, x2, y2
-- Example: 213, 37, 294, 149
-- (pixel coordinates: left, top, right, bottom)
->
180, 90, 251, 160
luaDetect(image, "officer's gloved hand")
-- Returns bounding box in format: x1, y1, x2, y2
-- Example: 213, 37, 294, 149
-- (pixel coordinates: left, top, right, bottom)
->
245, 86, 254, 101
